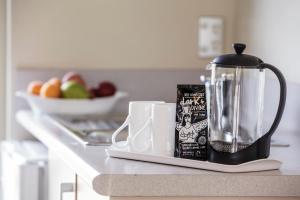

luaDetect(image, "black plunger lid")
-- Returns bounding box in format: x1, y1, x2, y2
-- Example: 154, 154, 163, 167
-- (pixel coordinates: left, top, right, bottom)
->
211, 43, 263, 67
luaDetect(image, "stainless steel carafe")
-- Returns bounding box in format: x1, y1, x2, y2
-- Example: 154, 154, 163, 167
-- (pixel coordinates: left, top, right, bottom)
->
207, 43, 286, 164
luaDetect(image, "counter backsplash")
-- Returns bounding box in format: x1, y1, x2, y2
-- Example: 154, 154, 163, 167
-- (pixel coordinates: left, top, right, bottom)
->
12, 68, 300, 139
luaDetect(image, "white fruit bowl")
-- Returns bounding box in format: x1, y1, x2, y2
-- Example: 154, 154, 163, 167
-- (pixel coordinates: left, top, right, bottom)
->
16, 91, 128, 116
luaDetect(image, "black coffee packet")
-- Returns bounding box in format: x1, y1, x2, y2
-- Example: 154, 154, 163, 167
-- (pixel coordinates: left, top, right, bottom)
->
174, 85, 208, 160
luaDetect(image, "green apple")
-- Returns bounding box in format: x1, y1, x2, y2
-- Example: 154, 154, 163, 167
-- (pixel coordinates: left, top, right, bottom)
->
61, 81, 89, 99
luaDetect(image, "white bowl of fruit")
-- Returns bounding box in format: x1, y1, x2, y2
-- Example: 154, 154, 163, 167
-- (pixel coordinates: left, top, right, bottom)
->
16, 72, 128, 116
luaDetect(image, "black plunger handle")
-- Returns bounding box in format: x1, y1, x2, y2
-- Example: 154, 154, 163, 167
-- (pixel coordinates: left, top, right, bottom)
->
259, 63, 287, 137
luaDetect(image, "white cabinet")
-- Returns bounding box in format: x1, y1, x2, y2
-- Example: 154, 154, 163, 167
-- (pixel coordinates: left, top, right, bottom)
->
77, 176, 107, 200
48, 150, 105, 200
48, 150, 76, 200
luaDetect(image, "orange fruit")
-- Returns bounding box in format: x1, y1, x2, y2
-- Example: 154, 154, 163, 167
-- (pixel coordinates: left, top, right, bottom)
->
40, 82, 61, 98
48, 77, 61, 88
27, 81, 43, 96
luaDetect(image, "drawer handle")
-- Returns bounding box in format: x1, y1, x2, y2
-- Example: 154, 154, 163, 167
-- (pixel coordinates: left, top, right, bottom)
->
60, 183, 74, 200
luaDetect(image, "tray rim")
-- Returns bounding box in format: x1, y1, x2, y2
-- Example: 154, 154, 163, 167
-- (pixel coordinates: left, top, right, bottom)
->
106, 146, 282, 173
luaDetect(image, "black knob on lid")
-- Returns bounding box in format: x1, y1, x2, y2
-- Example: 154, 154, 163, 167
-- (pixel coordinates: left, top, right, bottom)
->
212, 43, 262, 67
233, 43, 246, 54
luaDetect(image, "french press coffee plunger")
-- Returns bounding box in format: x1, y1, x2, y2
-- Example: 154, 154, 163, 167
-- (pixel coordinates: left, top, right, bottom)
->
207, 43, 286, 165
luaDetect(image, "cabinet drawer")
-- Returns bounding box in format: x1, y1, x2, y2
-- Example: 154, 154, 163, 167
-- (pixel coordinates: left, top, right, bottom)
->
76, 175, 108, 200
48, 150, 76, 200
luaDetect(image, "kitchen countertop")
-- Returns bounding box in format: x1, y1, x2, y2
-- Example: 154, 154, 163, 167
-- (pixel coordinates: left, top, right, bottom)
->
16, 110, 300, 197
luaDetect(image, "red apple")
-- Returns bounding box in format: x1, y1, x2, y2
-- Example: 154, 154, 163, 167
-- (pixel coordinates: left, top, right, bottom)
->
98, 81, 116, 97
62, 72, 86, 87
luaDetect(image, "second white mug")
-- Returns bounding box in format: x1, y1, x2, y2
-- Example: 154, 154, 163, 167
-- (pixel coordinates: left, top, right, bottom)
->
132, 103, 176, 156
111, 101, 164, 152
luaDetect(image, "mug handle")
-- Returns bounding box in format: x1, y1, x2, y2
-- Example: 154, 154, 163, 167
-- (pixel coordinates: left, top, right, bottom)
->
111, 115, 131, 148
131, 118, 152, 152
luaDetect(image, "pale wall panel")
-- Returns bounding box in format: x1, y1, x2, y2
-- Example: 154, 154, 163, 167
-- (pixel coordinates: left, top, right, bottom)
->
12, 0, 237, 69
236, 0, 300, 83
0, 0, 5, 139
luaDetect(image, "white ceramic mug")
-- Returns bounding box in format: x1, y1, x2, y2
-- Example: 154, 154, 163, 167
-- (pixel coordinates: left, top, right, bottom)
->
131, 103, 176, 156
111, 101, 164, 152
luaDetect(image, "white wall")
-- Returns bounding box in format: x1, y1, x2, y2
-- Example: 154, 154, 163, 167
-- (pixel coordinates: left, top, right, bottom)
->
8, 0, 239, 139
236, 0, 300, 132
0, 0, 5, 140
237, 0, 300, 83
12, 0, 237, 70
7, 0, 300, 139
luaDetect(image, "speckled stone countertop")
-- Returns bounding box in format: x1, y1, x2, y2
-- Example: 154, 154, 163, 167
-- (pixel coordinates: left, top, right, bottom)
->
17, 110, 300, 197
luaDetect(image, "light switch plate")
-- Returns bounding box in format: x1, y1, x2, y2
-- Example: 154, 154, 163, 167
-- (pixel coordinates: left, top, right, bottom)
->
198, 16, 223, 58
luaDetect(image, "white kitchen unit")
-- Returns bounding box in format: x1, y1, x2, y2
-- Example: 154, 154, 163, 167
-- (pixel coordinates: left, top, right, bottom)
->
48, 150, 76, 200
76, 175, 108, 200
1, 141, 48, 200
16, 110, 300, 200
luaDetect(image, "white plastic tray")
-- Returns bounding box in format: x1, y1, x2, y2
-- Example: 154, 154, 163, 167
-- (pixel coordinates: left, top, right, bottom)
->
106, 146, 282, 173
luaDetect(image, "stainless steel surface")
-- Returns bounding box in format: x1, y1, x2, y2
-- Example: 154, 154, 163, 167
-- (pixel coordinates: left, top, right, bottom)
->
271, 139, 290, 147
46, 115, 127, 146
